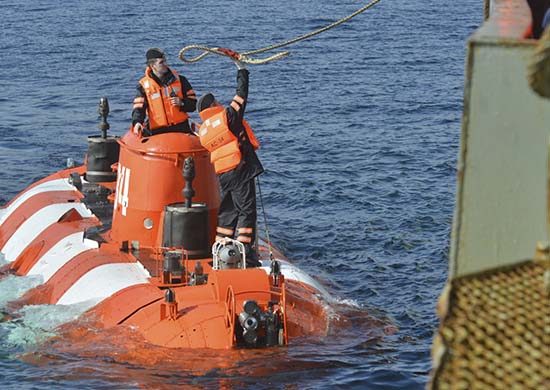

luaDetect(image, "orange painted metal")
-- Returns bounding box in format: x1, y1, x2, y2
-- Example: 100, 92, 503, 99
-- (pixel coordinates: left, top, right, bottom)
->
1, 165, 86, 210
110, 131, 220, 248
10, 216, 100, 276
87, 283, 164, 328
0, 191, 83, 248
284, 279, 329, 338
122, 271, 264, 348
20, 249, 136, 305
0, 130, 329, 349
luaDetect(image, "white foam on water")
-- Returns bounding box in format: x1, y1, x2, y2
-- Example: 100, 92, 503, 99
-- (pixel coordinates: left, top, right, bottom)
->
0, 252, 7, 266
3, 300, 99, 349
0, 274, 44, 309
324, 297, 362, 322
332, 297, 362, 308
0, 270, 101, 349
259, 258, 334, 304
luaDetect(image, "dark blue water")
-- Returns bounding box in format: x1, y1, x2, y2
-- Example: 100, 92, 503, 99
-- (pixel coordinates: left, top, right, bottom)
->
0, 1, 482, 388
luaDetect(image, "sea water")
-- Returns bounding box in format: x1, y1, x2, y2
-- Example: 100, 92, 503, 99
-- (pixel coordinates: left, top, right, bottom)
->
0, 0, 482, 388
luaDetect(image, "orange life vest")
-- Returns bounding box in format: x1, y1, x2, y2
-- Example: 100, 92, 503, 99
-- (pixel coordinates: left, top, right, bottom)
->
139, 67, 190, 131
198, 106, 259, 174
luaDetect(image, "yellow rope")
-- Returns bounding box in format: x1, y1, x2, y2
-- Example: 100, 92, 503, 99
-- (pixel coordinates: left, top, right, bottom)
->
178, 0, 383, 65
178, 45, 290, 65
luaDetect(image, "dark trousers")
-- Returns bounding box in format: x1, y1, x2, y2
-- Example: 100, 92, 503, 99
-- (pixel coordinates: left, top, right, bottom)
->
217, 178, 257, 247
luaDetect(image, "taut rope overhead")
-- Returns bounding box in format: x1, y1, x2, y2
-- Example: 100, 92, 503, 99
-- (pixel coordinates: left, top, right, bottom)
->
178, 0, 383, 65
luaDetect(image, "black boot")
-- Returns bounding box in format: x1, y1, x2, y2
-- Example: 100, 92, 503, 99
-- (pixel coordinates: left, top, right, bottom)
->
244, 244, 261, 267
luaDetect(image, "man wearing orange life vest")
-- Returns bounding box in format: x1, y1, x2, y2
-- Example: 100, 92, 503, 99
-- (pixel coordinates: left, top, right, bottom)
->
197, 60, 264, 266
132, 48, 197, 136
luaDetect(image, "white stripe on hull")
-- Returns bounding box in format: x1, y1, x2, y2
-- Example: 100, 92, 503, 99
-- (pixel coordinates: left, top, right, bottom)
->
0, 179, 75, 224
27, 231, 99, 282
1, 203, 92, 263
256, 238, 331, 301
260, 259, 332, 302
58, 262, 151, 305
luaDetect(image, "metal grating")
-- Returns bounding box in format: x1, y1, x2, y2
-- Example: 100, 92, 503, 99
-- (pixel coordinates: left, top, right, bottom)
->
429, 257, 550, 390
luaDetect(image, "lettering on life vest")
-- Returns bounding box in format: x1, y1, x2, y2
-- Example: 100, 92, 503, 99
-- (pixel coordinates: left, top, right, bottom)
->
114, 164, 131, 216
210, 136, 226, 149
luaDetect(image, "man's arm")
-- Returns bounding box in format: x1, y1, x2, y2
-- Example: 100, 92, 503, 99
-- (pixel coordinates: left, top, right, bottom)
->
179, 75, 197, 112
132, 84, 147, 126
227, 68, 249, 125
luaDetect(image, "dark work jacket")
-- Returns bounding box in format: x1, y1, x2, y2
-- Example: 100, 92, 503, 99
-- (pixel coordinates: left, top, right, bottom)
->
219, 69, 264, 192
132, 68, 197, 135
526, 0, 550, 38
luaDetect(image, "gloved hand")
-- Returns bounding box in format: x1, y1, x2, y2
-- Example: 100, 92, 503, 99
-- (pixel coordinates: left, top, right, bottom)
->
232, 59, 246, 70
133, 122, 143, 135
217, 47, 246, 70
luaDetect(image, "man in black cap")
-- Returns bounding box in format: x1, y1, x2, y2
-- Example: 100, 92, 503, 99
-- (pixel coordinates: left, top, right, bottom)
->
197, 60, 264, 266
132, 48, 197, 136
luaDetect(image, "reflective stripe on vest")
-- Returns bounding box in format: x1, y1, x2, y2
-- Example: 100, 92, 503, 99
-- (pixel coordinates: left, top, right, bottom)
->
139, 68, 189, 130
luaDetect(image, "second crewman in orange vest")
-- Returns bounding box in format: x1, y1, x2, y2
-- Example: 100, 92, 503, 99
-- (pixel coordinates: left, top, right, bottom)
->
132, 48, 197, 136
197, 60, 264, 266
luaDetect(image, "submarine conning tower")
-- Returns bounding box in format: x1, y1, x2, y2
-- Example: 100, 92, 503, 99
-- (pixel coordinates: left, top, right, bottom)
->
110, 130, 220, 251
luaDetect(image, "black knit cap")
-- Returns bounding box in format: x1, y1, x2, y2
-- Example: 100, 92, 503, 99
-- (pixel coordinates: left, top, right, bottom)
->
146, 47, 165, 61
197, 93, 215, 112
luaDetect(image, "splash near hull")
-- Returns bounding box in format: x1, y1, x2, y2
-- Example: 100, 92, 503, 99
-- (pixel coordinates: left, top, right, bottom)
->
0, 127, 329, 349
